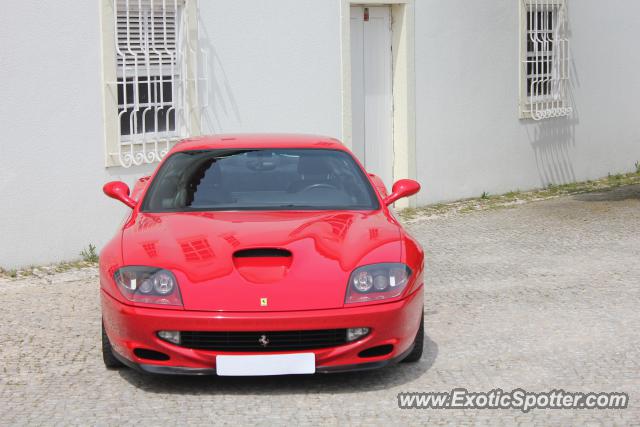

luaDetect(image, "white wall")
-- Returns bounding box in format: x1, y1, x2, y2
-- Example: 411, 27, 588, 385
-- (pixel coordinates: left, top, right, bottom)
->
413, 0, 640, 204
1, 0, 639, 268
0, 0, 344, 268
197, 0, 343, 136
0, 1, 153, 268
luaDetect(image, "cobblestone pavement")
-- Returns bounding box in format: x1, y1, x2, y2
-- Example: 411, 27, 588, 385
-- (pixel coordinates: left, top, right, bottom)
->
1, 185, 639, 425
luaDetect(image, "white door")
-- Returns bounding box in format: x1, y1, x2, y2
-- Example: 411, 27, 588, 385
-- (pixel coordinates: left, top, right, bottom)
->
350, 5, 394, 188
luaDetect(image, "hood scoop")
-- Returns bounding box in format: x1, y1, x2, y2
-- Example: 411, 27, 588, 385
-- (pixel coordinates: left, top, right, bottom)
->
233, 248, 292, 258
233, 248, 292, 283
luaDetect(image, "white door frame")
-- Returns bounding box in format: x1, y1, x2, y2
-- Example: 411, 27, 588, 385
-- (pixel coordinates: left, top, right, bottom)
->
340, 0, 417, 207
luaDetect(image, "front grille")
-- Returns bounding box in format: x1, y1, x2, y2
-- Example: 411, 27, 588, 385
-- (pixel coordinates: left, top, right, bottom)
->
180, 329, 347, 351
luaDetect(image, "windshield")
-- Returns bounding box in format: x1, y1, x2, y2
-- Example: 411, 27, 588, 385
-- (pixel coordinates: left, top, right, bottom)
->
141, 149, 379, 212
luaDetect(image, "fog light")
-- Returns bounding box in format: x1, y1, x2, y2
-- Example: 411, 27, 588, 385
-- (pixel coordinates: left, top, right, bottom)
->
157, 330, 181, 345
346, 327, 370, 342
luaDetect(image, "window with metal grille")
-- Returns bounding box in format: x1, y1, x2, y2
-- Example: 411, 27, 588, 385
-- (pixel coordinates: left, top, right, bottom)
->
519, 0, 572, 120
115, 0, 184, 166
102, 0, 204, 167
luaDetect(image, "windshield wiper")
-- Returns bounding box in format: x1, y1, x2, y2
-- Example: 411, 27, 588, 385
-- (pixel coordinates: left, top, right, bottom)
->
274, 204, 322, 209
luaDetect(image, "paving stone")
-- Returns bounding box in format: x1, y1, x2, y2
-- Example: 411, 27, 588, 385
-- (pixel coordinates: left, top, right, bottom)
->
1, 185, 639, 425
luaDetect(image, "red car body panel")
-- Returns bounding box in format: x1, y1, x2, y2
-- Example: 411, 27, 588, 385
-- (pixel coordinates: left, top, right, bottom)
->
100, 134, 424, 374
102, 286, 423, 371
115, 210, 403, 312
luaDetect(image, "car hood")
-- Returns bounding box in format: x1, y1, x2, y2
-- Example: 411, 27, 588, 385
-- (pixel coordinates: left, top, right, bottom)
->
122, 210, 403, 311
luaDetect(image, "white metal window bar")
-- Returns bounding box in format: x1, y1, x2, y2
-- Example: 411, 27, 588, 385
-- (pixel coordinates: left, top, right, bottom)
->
521, 0, 572, 120
111, 0, 207, 167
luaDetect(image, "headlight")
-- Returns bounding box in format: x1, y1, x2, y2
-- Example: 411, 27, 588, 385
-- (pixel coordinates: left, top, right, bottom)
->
114, 267, 183, 306
345, 263, 412, 304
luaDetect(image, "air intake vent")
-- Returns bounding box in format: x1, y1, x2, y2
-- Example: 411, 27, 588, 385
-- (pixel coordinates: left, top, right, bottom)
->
133, 348, 170, 361
233, 248, 292, 258
358, 344, 394, 358
179, 329, 347, 351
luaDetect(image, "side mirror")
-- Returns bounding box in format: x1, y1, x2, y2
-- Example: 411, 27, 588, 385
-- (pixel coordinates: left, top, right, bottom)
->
383, 179, 421, 206
103, 181, 137, 209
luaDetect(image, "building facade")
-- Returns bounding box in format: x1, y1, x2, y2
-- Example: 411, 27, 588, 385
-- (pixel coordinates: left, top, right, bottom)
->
1, 0, 639, 267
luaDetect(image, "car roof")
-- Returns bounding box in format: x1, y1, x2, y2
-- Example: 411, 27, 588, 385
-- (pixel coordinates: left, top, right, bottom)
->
172, 134, 347, 152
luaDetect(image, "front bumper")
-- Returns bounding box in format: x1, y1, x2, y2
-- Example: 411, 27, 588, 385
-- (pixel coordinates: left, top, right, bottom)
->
101, 287, 423, 375
111, 344, 416, 375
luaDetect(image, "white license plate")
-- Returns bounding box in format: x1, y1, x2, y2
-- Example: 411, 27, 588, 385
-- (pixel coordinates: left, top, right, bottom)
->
216, 353, 315, 376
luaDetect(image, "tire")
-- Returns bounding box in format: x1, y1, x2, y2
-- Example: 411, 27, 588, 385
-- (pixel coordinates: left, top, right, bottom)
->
102, 322, 125, 369
401, 310, 424, 363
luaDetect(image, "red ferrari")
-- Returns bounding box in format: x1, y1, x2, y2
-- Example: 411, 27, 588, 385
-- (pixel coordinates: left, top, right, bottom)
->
100, 134, 424, 375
